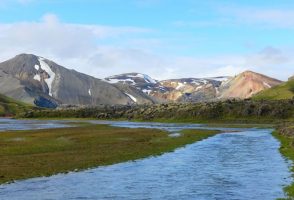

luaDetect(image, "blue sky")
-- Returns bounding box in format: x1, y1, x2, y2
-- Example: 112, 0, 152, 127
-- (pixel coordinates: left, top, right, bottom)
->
0, 0, 293, 80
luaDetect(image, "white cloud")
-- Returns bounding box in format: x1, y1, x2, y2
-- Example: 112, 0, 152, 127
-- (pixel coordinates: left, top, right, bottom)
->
173, 6, 294, 29
0, 13, 153, 70
0, 14, 292, 81
246, 46, 289, 66
219, 6, 294, 28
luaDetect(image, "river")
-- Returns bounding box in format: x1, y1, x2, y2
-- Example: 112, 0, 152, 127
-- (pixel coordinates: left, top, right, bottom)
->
0, 119, 291, 200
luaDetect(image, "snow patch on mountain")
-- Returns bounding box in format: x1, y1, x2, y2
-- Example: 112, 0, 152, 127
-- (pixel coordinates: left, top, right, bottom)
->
196, 86, 203, 91
38, 57, 55, 96
125, 93, 137, 102
143, 74, 157, 84
190, 80, 200, 85
105, 78, 119, 84
105, 73, 157, 85
200, 79, 208, 84
142, 89, 152, 94
263, 82, 271, 88
106, 78, 136, 85
176, 82, 185, 90
33, 74, 41, 81
208, 77, 230, 82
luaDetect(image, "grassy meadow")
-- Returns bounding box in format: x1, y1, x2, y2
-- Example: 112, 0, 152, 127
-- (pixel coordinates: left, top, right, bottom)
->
0, 123, 220, 184
253, 79, 294, 100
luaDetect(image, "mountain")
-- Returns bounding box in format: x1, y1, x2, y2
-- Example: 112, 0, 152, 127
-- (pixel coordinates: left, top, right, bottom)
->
105, 71, 283, 102
0, 54, 285, 107
105, 73, 157, 85
105, 73, 231, 102
0, 54, 154, 108
218, 71, 283, 99
105, 73, 168, 102
158, 77, 230, 102
253, 76, 294, 100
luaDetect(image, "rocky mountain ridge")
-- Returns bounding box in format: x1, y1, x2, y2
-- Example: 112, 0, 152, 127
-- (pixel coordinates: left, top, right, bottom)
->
0, 54, 285, 108
105, 71, 282, 102
0, 54, 155, 108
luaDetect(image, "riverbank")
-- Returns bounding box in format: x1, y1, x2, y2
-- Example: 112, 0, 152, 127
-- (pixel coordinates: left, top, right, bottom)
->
273, 124, 294, 199
0, 124, 220, 184
21, 100, 294, 123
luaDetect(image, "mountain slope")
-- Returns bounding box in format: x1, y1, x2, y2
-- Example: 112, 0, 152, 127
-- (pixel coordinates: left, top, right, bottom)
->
105, 71, 282, 101
0, 93, 32, 116
253, 78, 294, 100
219, 71, 282, 99
0, 54, 154, 107
105, 73, 157, 85
106, 73, 230, 102
158, 77, 229, 102
0, 54, 286, 106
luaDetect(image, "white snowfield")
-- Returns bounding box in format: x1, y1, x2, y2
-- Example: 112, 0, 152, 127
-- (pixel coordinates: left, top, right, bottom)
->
208, 77, 230, 82
263, 81, 271, 88
105, 73, 157, 85
142, 89, 152, 94
106, 78, 136, 85
175, 82, 185, 90
125, 92, 137, 102
33, 74, 41, 81
142, 74, 157, 84
195, 86, 203, 91
38, 57, 56, 96
122, 73, 157, 84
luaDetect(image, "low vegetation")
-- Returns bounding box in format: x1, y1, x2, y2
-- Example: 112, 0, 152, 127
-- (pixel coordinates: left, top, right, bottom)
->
254, 79, 294, 100
0, 124, 220, 184
0, 93, 33, 117
273, 123, 294, 199
22, 99, 294, 123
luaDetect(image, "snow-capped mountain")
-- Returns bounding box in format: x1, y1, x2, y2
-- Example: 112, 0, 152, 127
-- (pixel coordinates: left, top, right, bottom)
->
104, 72, 282, 102
105, 73, 231, 102
105, 73, 168, 101
0, 54, 154, 107
158, 77, 230, 102
0, 54, 284, 108
105, 73, 157, 85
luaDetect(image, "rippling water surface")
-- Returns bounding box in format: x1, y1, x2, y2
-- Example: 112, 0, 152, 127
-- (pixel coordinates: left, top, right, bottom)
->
0, 119, 291, 200
0, 118, 71, 131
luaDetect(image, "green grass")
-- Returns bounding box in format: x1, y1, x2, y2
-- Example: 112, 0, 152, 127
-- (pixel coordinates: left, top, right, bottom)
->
0, 93, 33, 117
273, 129, 294, 199
254, 79, 294, 100
0, 124, 220, 184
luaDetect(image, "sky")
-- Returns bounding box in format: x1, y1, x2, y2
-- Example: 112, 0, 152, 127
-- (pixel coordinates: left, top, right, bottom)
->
0, 0, 293, 80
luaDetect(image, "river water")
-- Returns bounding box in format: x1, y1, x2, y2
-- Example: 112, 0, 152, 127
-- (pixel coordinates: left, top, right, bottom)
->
0, 119, 291, 200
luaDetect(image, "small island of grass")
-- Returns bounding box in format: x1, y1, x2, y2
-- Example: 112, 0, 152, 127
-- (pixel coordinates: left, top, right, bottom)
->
0, 124, 220, 184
